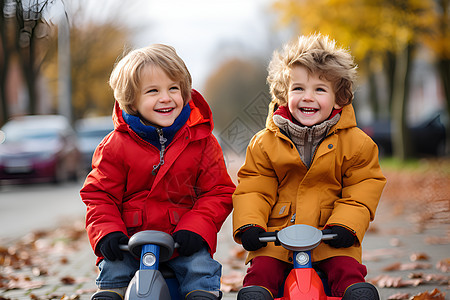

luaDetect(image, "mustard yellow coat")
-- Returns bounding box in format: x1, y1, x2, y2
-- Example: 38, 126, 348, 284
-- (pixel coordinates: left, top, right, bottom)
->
233, 101, 386, 265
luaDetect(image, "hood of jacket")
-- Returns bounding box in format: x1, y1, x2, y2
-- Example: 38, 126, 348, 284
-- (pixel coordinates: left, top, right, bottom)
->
266, 99, 357, 135
112, 88, 214, 142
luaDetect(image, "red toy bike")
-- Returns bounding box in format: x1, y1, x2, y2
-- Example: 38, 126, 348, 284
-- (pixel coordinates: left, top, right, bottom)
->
240, 224, 379, 299
256, 224, 341, 300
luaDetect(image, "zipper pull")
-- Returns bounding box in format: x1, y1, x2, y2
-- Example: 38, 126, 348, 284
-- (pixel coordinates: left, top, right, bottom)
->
290, 213, 296, 223
158, 128, 167, 145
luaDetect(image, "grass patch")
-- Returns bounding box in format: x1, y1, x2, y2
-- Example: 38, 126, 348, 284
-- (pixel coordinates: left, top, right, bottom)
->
380, 157, 450, 174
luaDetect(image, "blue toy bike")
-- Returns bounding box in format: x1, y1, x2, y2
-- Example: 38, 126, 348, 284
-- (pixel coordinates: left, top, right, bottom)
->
119, 230, 182, 300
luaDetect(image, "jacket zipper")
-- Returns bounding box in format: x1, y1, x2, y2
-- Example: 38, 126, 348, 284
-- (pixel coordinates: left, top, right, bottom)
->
152, 128, 167, 175
304, 131, 314, 168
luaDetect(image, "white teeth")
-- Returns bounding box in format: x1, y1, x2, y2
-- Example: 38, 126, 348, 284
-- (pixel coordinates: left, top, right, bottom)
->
157, 108, 173, 113
301, 108, 317, 114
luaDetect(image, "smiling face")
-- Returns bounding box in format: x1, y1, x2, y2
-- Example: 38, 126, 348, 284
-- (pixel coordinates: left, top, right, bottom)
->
287, 65, 341, 127
132, 65, 185, 127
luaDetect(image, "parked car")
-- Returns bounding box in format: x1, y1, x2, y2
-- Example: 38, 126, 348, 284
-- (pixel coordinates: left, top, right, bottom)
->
362, 113, 447, 157
0, 115, 81, 184
75, 116, 114, 172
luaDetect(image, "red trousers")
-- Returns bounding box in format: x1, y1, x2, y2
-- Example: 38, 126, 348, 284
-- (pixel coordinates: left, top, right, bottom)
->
243, 256, 367, 297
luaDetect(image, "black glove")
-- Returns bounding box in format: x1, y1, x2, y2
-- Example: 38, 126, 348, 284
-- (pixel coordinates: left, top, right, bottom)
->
323, 225, 355, 248
98, 231, 129, 261
240, 227, 267, 251
173, 230, 205, 256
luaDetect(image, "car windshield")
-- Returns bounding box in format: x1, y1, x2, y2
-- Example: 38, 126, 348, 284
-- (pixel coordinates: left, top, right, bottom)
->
3, 128, 59, 142
1, 119, 64, 143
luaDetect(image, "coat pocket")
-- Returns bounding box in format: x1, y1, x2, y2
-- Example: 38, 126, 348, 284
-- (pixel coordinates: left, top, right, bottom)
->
168, 207, 191, 225
267, 202, 291, 228
123, 209, 143, 228
319, 207, 333, 228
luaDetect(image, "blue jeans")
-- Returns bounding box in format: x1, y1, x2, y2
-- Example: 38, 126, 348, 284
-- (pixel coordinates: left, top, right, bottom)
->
96, 247, 222, 297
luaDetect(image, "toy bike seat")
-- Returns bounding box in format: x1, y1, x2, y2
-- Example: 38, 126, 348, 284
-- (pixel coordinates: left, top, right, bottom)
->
127, 230, 175, 262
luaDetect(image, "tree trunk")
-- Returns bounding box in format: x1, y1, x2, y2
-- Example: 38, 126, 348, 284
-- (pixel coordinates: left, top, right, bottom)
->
20, 46, 38, 115
0, 0, 10, 125
391, 44, 414, 161
437, 58, 450, 155
366, 59, 380, 120
385, 51, 396, 118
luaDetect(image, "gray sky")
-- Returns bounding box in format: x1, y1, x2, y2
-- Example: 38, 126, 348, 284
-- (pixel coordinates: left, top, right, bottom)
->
48, 0, 292, 88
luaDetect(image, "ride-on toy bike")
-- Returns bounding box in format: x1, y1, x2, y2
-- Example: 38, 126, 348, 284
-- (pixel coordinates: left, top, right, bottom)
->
240, 224, 379, 300
119, 230, 182, 300
252, 224, 340, 299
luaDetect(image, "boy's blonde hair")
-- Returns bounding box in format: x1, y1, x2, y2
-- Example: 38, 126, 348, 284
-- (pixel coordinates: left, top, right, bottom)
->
267, 33, 357, 107
109, 44, 192, 115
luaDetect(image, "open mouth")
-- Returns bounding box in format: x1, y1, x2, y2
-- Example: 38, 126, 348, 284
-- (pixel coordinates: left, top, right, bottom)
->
300, 107, 318, 114
155, 108, 174, 113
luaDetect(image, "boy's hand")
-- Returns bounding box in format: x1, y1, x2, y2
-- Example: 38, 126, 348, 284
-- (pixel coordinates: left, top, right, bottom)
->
173, 230, 204, 256
323, 225, 355, 248
240, 227, 267, 251
98, 231, 129, 261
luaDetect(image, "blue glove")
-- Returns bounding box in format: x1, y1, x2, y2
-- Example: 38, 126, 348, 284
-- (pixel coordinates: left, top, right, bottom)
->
240, 227, 267, 251
98, 231, 129, 261
323, 226, 355, 248
173, 230, 205, 256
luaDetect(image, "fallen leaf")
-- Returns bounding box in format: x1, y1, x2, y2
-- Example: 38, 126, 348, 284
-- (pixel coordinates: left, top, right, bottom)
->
60, 276, 76, 285
388, 292, 410, 299
411, 288, 446, 299
368, 275, 405, 288
436, 258, 450, 272
383, 262, 432, 271
220, 271, 245, 292
410, 253, 430, 261
368, 274, 423, 288
4, 274, 45, 290
229, 246, 246, 260
390, 238, 403, 247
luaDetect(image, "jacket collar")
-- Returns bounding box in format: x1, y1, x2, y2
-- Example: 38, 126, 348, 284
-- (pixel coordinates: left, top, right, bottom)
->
122, 104, 191, 149
266, 100, 357, 134
113, 89, 214, 141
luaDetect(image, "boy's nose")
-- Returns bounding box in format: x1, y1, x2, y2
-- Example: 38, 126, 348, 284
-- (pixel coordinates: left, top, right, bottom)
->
159, 91, 172, 102
302, 91, 314, 101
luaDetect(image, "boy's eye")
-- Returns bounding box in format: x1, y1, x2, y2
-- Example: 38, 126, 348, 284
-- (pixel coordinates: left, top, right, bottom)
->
317, 87, 327, 92
170, 86, 180, 91
146, 89, 157, 94
293, 86, 303, 91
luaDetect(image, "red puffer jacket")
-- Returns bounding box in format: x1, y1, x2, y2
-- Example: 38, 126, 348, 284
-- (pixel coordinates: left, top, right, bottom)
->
81, 89, 235, 263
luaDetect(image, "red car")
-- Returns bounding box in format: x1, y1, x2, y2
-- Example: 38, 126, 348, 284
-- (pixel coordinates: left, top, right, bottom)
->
0, 115, 82, 184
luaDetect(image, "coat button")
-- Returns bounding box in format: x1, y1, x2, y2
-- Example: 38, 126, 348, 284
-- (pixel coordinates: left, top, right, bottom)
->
328, 144, 333, 149
288, 257, 293, 262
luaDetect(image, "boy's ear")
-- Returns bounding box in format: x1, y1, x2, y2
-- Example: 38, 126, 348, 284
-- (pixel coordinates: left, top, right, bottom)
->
129, 104, 138, 114
334, 103, 342, 109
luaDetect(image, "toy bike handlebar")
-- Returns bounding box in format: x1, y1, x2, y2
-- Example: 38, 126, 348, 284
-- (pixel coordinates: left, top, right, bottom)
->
119, 242, 180, 251
259, 229, 337, 243
257, 226, 338, 252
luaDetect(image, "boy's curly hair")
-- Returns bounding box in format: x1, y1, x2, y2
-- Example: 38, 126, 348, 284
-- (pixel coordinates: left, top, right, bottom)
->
267, 33, 357, 107
109, 44, 192, 115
